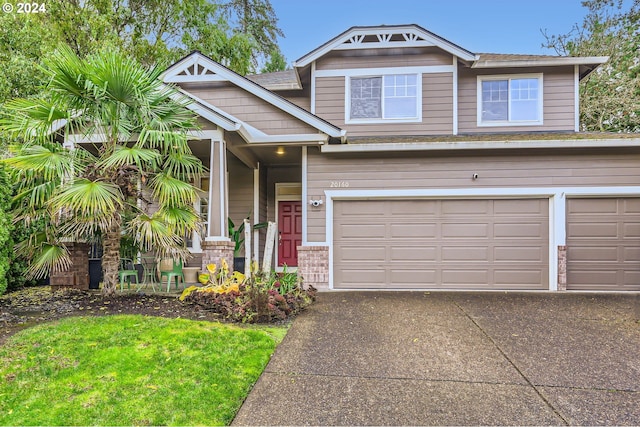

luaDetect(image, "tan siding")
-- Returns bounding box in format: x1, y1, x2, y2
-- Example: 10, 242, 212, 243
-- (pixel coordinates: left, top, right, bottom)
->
315, 73, 453, 136
316, 48, 453, 70
180, 82, 317, 135
458, 66, 576, 133
306, 149, 640, 242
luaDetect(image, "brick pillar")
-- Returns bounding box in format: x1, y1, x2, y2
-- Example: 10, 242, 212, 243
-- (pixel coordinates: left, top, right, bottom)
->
201, 241, 235, 273
50, 243, 90, 291
297, 245, 329, 290
557, 245, 567, 291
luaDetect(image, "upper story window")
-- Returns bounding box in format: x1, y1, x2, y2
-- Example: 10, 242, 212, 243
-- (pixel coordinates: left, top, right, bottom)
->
478, 74, 543, 126
348, 74, 421, 123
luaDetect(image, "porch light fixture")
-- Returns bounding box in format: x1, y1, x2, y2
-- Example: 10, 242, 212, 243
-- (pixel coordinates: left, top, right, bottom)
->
276, 146, 285, 155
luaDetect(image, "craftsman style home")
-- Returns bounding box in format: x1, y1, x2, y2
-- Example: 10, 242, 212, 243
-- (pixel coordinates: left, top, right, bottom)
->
158, 24, 639, 292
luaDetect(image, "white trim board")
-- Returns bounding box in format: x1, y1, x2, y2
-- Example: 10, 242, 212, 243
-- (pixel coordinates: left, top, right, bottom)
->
323, 186, 640, 291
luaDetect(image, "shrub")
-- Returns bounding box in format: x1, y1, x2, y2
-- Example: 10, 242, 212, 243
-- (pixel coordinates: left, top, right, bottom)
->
181, 260, 316, 323
0, 166, 11, 295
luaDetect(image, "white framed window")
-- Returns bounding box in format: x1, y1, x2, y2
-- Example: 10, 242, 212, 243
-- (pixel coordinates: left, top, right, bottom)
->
347, 73, 421, 123
477, 74, 543, 126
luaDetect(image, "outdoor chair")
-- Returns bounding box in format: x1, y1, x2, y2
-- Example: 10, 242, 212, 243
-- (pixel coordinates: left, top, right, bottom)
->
119, 258, 139, 290
160, 258, 184, 292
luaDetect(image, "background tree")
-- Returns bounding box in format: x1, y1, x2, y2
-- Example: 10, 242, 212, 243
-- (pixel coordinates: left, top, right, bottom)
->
0, 0, 286, 102
0, 48, 204, 296
223, 0, 287, 71
544, 0, 640, 132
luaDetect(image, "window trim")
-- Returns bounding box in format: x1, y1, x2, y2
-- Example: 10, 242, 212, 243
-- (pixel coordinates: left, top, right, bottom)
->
345, 73, 422, 124
477, 73, 544, 127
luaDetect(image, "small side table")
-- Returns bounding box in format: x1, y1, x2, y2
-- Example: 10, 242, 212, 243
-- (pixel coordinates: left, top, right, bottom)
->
182, 267, 201, 284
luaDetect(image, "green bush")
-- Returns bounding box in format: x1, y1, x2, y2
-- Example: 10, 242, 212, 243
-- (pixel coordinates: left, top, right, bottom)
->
0, 166, 11, 295
182, 261, 316, 323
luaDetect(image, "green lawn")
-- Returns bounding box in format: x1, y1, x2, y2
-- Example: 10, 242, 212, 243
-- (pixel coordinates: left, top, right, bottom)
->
0, 315, 287, 426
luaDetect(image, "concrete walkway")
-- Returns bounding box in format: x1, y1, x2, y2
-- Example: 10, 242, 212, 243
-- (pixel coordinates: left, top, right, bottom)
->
233, 292, 640, 426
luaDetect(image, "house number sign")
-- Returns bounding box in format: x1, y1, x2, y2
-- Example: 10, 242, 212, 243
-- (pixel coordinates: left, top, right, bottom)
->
330, 181, 350, 188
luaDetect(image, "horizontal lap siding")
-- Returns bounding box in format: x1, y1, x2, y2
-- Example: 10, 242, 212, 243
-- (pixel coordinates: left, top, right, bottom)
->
228, 155, 254, 256
316, 48, 453, 70
306, 150, 640, 242
315, 73, 453, 136
180, 83, 316, 135
458, 66, 575, 133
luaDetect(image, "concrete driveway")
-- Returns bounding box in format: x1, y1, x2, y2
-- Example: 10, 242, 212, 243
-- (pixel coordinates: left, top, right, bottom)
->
233, 292, 640, 426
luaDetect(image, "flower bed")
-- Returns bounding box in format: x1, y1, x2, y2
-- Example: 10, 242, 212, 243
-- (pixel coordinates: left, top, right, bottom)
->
180, 261, 316, 323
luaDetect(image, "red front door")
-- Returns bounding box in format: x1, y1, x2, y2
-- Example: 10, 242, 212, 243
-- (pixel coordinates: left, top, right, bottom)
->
278, 200, 302, 267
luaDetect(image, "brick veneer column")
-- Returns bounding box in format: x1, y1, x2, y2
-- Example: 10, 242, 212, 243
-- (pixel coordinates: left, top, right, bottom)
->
297, 245, 329, 290
50, 242, 90, 291
201, 241, 235, 272
557, 245, 567, 291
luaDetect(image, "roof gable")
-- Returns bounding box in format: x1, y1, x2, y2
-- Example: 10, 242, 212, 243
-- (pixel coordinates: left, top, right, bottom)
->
294, 24, 476, 67
161, 52, 345, 139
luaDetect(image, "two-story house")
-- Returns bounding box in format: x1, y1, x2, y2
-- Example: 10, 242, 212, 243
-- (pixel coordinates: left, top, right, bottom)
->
157, 24, 639, 292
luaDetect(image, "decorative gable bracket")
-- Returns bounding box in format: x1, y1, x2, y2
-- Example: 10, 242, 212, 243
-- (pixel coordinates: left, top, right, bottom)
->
294, 25, 477, 67
338, 29, 432, 50
163, 55, 227, 83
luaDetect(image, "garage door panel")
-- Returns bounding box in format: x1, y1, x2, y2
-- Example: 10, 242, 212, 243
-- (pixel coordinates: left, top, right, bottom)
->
568, 246, 619, 262
623, 247, 640, 261
622, 223, 640, 237
494, 270, 543, 286
389, 269, 438, 286
568, 222, 618, 238
569, 199, 618, 214
567, 197, 640, 291
389, 245, 437, 261
441, 200, 490, 215
390, 223, 437, 239
441, 269, 489, 285
340, 245, 387, 262
494, 199, 546, 215
334, 199, 549, 290
623, 199, 640, 213
441, 246, 488, 261
494, 222, 544, 239
337, 223, 386, 239
441, 223, 489, 239
494, 246, 545, 262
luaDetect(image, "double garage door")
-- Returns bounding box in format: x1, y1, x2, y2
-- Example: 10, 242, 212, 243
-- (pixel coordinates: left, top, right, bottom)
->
333, 197, 640, 291
334, 198, 549, 290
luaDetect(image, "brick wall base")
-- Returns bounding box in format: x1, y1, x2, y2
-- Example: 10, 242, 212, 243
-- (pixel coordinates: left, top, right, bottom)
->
557, 245, 567, 291
50, 243, 90, 291
201, 240, 235, 273
297, 245, 329, 290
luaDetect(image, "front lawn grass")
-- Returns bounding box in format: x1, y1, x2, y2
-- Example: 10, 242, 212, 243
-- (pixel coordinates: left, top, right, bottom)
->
0, 315, 286, 426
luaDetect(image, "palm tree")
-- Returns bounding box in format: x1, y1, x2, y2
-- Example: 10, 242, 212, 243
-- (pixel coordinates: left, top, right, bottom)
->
0, 47, 204, 296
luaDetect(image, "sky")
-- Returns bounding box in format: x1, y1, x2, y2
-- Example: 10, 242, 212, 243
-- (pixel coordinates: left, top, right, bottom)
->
269, 0, 591, 64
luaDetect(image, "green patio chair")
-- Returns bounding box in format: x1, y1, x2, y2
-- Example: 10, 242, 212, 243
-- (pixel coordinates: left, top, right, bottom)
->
160, 258, 184, 292
119, 258, 139, 290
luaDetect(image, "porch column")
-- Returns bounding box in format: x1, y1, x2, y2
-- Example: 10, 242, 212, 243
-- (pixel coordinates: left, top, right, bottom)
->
202, 138, 235, 271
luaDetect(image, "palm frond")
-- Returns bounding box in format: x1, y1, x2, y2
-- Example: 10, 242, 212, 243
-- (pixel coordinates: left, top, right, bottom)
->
50, 178, 123, 219
148, 172, 197, 207
127, 213, 185, 255
161, 151, 204, 179
155, 205, 203, 236
2, 144, 74, 182
97, 144, 161, 171
23, 242, 71, 280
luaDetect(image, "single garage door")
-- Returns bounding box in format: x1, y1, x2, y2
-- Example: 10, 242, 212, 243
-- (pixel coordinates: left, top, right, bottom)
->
333, 198, 549, 290
566, 198, 640, 291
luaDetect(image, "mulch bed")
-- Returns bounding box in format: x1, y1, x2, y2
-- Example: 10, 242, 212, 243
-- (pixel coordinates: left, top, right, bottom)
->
0, 286, 228, 346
